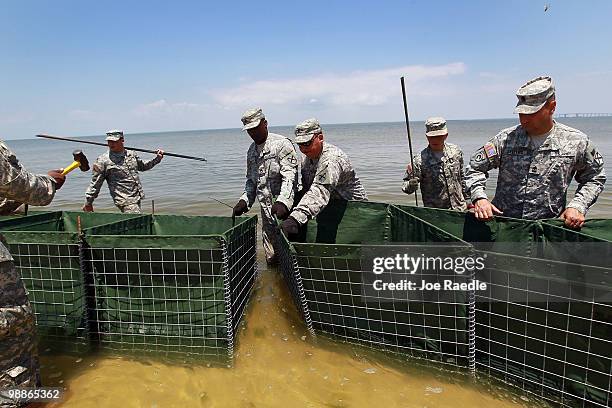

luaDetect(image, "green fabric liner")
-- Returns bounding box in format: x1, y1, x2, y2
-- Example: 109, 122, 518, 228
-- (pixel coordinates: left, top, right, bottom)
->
283, 201, 611, 406
0, 211, 257, 355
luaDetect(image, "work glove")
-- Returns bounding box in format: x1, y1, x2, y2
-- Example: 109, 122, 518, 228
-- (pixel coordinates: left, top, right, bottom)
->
407, 178, 419, 188
232, 199, 248, 217
47, 169, 66, 190
82, 203, 94, 212
281, 217, 300, 237
271, 201, 289, 220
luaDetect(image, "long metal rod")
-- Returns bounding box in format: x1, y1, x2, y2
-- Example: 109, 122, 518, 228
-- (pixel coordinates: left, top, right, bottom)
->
400, 77, 419, 206
36, 133, 207, 162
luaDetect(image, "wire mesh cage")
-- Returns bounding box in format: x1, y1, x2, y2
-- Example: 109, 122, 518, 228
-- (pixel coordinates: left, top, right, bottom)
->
278, 201, 612, 407
278, 200, 475, 370
83, 214, 258, 363
0, 211, 142, 353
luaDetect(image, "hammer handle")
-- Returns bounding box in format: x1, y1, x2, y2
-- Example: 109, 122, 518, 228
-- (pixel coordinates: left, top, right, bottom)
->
62, 161, 81, 175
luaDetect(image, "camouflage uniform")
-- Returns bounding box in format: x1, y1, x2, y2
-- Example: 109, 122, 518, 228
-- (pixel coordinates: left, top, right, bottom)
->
0, 139, 57, 407
465, 122, 606, 219
290, 142, 368, 224
402, 143, 468, 211
240, 133, 300, 261
84, 150, 161, 213
0, 199, 23, 216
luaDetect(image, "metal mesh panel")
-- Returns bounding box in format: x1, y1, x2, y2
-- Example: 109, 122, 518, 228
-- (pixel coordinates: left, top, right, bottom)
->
224, 216, 259, 358
86, 245, 229, 359
294, 245, 472, 369
475, 253, 611, 408
83, 214, 259, 362
7, 240, 88, 352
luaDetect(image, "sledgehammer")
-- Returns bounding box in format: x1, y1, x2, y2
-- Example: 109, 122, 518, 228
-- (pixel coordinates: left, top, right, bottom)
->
62, 150, 90, 175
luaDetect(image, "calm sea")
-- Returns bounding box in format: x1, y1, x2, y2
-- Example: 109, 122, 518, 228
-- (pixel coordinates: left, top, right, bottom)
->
6, 117, 611, 218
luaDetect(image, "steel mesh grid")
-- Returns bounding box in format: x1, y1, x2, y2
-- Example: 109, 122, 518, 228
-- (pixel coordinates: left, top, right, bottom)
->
8, 241, 88, 352
226, 217, 258, 337
294, 250, 471, 369
475, 259, 611, 408
86, 245, 229, 358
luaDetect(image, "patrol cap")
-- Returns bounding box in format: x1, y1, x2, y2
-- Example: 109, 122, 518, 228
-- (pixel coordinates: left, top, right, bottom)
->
105, 129, 124, 141
425, 117, 448, 137
294, 118, 323, 143
241, 108, 265, 131
514, 76, 555, 114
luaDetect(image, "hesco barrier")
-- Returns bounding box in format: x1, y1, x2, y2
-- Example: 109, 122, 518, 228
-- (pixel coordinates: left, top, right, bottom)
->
83, 214, 258, 361
0, 211, 142, 352
278, 201, 612, 408
0, 211, 258, 362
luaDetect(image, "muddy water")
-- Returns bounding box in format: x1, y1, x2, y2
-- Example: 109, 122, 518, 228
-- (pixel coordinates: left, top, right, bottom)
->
39, 260, 541, 408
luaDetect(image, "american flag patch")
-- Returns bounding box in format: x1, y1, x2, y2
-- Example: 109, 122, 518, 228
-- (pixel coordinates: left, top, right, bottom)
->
484, 142, 497, 160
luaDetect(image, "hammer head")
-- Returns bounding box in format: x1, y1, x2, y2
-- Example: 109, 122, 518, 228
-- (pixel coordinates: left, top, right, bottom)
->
72, 150, 90, 171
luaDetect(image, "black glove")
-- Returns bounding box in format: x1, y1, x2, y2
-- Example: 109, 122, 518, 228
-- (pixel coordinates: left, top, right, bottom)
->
47, 169, 66, 190
271, 201, 289, 220
281, 217, 299, 236
232, 199, 248, 217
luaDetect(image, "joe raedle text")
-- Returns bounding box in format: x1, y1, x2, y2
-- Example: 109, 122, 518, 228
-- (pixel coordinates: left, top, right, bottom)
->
369, 252, 488, 293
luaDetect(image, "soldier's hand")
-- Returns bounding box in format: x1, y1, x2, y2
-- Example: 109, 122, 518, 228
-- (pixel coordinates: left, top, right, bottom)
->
156, 149, 164, 160
560, 207, 585, 229
281, 217, 299, 237
271, 201, 289, 220
47, 169, 66, 190
82, 203, 94, 212
232, 199, 248, 217
473, 198, 502, 221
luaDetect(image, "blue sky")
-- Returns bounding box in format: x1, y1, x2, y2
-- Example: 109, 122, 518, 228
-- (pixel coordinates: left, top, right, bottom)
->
1, 0, 611, 139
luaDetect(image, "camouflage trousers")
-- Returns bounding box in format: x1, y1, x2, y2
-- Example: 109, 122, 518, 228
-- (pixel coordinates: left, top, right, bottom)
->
0, 261, 40, 408
117, 201, 142, 214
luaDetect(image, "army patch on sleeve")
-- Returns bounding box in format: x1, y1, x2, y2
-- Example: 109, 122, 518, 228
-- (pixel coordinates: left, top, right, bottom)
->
484, 142, 497, 160
593, 149, 604, 167
473, 150, 487, 164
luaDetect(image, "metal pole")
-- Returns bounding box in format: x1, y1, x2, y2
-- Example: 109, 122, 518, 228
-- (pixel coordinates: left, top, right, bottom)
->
400, 77, 418, 206
36, 134, 207, 162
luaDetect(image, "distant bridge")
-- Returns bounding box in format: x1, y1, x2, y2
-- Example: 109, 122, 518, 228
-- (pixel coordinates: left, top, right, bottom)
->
556, 113, 612, 118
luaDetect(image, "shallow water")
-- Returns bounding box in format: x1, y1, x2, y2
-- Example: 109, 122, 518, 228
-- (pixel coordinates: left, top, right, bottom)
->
40, 267, 540, 408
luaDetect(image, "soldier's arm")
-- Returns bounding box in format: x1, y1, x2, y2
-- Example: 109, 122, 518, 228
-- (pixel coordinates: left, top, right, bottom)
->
401, 156, 421, 194
136, 153, 162, 171
0, 198, 24, 215
0, 142, 56, 206
84, 158, 106, 204
459, 151, 470, 201
567, 140, 606, 214
275, 141, 299, 210
239, 150, 257, 208
465, 134, 503, 203
289, 160, 339, 224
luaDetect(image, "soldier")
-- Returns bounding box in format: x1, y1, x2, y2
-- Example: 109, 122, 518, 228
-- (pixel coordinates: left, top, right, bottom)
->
232, 108, 300, 264
402, 117, 469, 210
281, 118, 367, 235
83, 130, 164, 214
465, 76, 606, 228
0, 139, 65, 407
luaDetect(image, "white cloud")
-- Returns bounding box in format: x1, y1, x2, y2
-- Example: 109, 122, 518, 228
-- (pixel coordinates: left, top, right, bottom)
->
210, 63, 467, 109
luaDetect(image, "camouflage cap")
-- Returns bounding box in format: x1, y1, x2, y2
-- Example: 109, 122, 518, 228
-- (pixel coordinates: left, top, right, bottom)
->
105, 129, 124, 141
294, 118, 323, 143
514, 76, 555, 114
241, 107, 265, 131
425, 117, 448, 137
